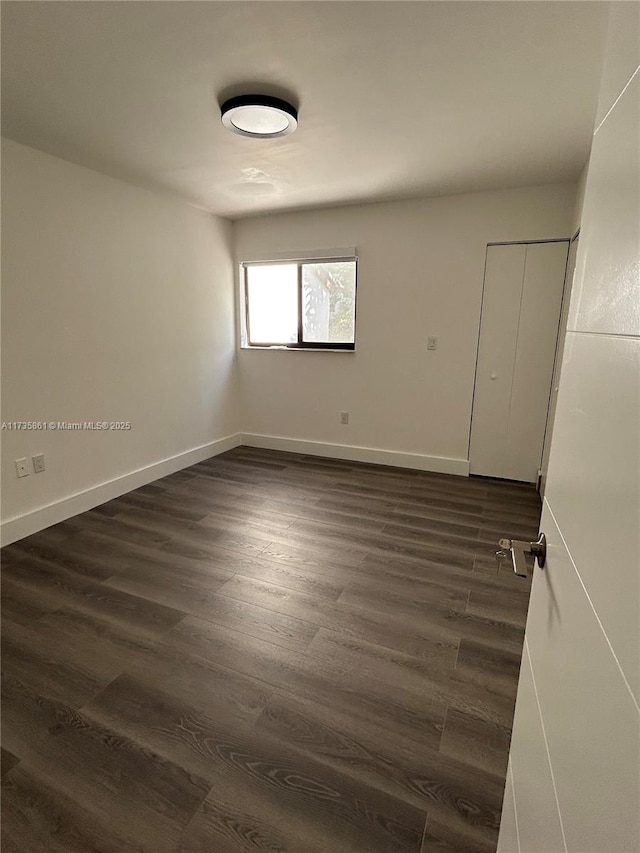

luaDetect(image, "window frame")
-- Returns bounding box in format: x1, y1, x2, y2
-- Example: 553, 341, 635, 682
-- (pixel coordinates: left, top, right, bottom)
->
242, 256, 358, 350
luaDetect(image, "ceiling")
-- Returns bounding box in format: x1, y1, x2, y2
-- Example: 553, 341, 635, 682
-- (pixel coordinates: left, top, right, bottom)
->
1, 1, 609, 219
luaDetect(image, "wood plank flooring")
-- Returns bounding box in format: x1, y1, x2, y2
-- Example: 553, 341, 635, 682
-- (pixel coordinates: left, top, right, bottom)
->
1, 446, 539, 853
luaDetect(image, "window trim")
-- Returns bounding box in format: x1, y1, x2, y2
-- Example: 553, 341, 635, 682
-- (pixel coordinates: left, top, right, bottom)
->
242, 256, 357, 350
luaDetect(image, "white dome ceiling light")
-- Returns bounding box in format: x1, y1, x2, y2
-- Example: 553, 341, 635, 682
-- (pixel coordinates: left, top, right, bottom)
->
220, 94, 298, 139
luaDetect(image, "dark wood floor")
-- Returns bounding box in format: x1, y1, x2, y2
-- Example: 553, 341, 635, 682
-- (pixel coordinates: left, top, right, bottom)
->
1, 446, 539, 853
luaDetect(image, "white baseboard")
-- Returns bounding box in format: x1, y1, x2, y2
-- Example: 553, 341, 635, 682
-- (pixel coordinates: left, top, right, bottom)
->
241, 433, 469, 477
0, 433, 242, 547
1, 432, 469, 546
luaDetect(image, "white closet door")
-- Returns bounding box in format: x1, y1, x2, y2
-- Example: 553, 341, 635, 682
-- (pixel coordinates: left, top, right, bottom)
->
505, 241, 568, 482
470, 241, 568, 482
469, 243, 526, 478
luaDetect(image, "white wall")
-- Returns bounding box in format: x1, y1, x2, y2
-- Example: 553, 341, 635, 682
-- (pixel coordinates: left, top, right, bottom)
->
498, 4, 640, 851
234, 185, 576, 472
0, 145, 579, 541
1, 139, 240, 543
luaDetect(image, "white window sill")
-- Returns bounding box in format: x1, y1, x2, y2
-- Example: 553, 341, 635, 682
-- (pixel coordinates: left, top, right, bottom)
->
240, 345, 356, 353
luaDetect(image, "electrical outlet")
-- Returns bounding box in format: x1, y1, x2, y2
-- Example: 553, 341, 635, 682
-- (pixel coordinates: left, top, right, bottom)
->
340, 411, 350, 425
15, 458, 29, 478
33, 453, 46, 473
427, 336, 438, 351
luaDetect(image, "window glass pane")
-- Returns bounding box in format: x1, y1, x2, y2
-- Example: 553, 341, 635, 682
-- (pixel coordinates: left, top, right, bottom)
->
246, 264, 298, 344
302, 261, 356, 344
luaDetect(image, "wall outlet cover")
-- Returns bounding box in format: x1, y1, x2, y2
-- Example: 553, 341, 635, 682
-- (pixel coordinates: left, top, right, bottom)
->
15, 458, 29, 478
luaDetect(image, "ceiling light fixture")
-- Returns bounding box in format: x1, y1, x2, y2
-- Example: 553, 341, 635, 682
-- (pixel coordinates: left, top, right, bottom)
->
220, 94, 298, 139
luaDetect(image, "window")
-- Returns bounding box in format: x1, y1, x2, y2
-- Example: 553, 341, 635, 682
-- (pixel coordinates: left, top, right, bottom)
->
242, 257, 357, 349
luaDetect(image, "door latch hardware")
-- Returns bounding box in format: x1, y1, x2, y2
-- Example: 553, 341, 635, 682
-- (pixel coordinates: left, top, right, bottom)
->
495, 533, 546, 578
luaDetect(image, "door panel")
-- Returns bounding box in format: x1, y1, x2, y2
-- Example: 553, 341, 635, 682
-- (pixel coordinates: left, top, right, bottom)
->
469, 244, 525, 478
497, 15, 639, 852
569, 73, 640, 337
545, 332, 640, 701
505, 242, 568, 483
505, 504, 640, 853
508, 645, 565, 853
498, 765, 519, 853
470, 241, 567, 482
